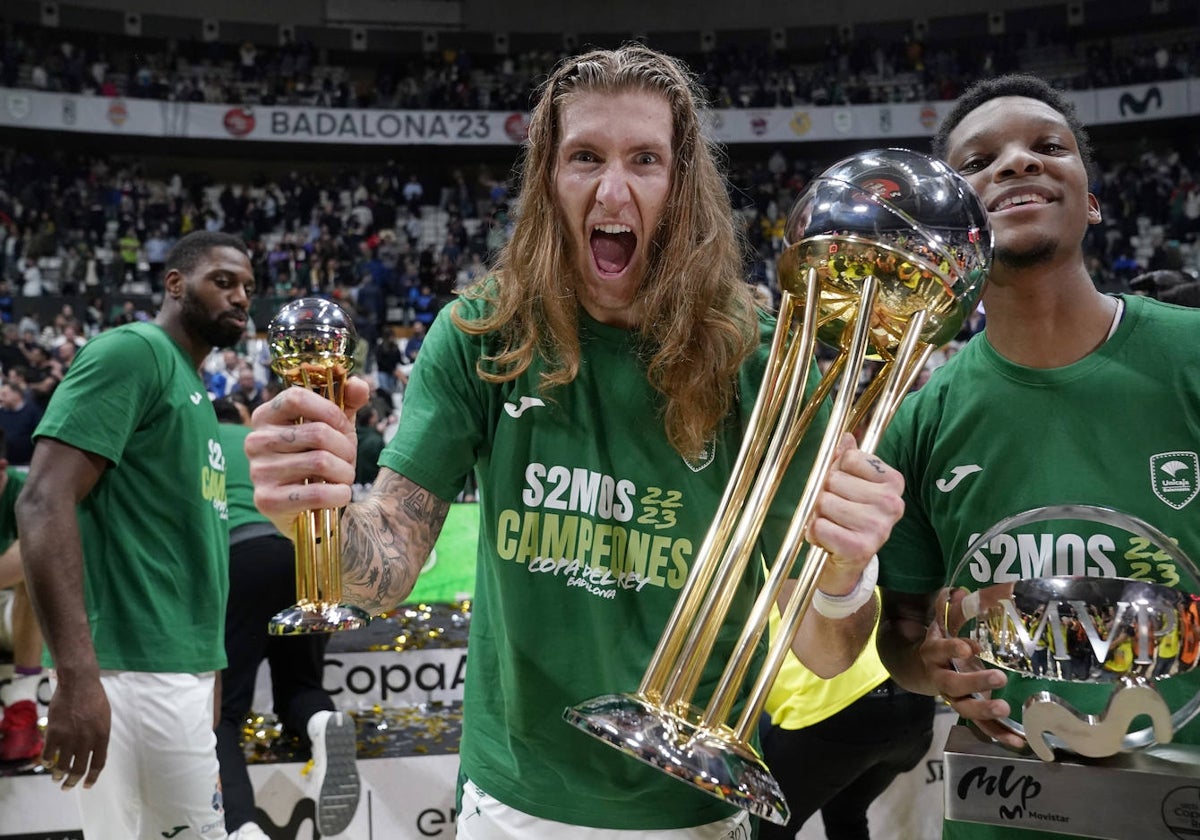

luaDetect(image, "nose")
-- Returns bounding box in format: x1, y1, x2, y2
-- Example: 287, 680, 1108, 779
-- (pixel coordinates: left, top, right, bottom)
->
230, 279, 251, 308
595, 162, 632, 210
994, 143, 1043, 179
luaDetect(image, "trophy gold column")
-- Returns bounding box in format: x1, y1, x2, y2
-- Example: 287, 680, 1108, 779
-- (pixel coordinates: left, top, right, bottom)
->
266, 297, 370, 635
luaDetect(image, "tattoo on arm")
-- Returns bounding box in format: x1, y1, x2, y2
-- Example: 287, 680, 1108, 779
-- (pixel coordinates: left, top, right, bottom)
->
341, 471, 450, 615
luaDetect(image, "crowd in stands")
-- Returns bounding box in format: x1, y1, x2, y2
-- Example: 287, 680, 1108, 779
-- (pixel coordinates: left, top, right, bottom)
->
1, 13, 1199, 443
2, 12, 1199, 112
1, 121, 1199, 355
0, 132, 1196, 445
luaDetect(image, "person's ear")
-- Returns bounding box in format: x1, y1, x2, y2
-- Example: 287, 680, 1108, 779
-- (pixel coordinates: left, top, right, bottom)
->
163, 268, 185, 299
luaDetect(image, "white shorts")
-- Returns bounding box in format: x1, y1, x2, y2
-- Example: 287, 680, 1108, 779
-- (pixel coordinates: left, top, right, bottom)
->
456, 778, 753, 840
73, 671, 227, 840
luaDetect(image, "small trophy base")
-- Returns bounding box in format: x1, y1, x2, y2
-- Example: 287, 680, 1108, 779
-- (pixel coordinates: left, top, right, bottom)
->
944, 724, 1200, 838
268, 601, 370, 635
562, 693, 789, 825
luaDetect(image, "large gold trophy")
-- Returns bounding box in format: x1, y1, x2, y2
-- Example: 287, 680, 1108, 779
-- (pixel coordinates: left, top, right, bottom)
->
563, 148, 992, 824
266, 297, 370, 635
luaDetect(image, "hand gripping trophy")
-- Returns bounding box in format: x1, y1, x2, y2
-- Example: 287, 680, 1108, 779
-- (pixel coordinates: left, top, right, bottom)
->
265, 297, 370, 635
564, 148, 992, 825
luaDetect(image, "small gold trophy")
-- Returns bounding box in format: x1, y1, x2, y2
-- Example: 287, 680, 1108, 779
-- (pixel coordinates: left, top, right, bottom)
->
266, 297, 370, 635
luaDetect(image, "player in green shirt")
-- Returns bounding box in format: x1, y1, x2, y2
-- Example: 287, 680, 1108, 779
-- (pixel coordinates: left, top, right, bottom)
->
246, 45, 905, 838
19, 231, 254, 839
876, 74, 1200, 840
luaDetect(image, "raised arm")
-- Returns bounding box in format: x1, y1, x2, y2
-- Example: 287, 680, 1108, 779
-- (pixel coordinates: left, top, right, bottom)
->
341, 470, 450, 615
782, 435, 905, 677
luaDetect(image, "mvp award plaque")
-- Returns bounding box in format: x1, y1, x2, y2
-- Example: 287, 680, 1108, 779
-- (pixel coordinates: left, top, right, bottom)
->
940, 505, 1200, 839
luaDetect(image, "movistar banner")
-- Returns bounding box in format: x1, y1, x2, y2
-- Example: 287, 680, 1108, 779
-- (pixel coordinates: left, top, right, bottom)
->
1, 78, 1196, 145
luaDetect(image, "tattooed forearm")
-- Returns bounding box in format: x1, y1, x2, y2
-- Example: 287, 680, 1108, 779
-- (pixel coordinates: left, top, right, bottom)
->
402, 482, 443, 523
340, 470, 451, 615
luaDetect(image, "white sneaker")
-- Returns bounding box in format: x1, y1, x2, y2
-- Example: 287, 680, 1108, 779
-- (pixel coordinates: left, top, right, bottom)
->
305, 710, 361, 835
229, 823, 270, 840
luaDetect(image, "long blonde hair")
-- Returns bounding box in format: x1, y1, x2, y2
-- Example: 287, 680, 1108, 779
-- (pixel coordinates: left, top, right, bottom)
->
452, 44, 757, 458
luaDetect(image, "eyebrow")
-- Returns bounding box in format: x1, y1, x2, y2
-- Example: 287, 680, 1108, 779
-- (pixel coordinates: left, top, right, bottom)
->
206, 263, 252, 278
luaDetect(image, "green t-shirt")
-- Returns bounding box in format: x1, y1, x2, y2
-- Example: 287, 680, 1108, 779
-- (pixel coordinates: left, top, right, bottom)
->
382, 296, 827, 829
355, 425, 385, 486
219, 421, 269, 533
0, 468, 26, 552
35, 322, 229, 673
877, 294, 1200, 840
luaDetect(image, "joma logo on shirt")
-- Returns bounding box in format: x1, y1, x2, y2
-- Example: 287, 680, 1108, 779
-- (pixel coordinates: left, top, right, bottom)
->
936, 464, 982, 492
503, 395, 546, 418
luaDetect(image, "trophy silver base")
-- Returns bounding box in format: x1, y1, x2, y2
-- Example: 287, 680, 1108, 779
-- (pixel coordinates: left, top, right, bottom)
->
562, 693, 789, 826
944, 724, 1200, 838
268, 601, 371, 635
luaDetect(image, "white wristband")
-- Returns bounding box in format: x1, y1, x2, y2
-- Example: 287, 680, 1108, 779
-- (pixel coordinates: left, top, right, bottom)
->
811, 555, 879, 620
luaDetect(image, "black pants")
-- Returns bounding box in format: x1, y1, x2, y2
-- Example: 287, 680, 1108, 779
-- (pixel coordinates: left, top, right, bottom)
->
758, 681, 935, 840
215, 533, 335, 831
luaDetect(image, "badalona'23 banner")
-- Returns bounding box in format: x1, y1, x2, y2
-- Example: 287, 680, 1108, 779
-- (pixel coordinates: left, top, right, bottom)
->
1, 78, 1196, 146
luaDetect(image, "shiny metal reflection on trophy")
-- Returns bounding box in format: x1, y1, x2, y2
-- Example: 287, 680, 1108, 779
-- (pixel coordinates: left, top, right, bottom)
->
943, 504, 1200, 762
564, 148, 992, 824
265, 296, 370, 635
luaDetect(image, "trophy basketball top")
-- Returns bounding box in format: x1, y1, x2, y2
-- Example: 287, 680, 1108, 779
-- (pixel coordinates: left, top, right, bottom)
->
778, 147, 992, 350
267, 296, 359, 376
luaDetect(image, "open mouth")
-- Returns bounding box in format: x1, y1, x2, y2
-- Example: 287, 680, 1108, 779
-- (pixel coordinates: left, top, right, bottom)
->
590, 224, 637, 276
